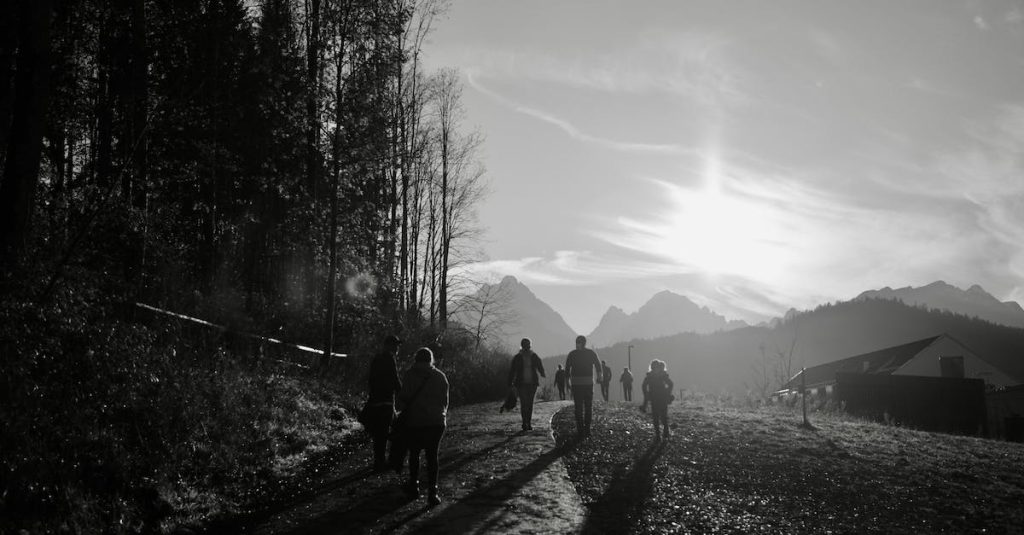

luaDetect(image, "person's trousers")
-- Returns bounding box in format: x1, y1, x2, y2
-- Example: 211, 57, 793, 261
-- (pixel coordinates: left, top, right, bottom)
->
407, 425, 446, 491
517, 384, 538, 427
557, 383, 566, 400
366, 405, 394, 467
623, 385, 633, 401
571, 385, 593, 431
600, 382, 610, 401
652, 401, 669, 435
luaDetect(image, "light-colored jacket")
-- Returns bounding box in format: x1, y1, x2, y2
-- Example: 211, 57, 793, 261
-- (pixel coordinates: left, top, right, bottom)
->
398, 362, 449, 428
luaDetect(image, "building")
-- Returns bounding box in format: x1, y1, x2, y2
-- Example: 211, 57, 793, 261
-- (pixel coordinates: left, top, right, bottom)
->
772, 334, 1022, 436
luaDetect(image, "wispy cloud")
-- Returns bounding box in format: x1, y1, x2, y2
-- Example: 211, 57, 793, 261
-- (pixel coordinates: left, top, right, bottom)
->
451, 31, 747, 108
466, 71, 691, 154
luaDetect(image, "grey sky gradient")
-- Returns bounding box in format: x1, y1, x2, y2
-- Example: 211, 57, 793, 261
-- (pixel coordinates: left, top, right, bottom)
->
423, 0, 1024, 333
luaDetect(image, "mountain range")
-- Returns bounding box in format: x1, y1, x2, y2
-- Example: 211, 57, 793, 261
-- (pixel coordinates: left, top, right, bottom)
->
855, 280, 1024, 329
457, 278, 1024, 396
586, 290, 747, 347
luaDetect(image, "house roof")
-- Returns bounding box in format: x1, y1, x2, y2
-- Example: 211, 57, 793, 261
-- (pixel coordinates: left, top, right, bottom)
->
781, 335, 943, 391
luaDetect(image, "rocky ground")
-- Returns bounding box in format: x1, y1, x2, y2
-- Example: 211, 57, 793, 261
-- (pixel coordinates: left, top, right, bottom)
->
206, 399, 1024, 534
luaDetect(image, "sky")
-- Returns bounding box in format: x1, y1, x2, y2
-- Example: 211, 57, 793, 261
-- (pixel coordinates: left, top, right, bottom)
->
421, 0, 1024, 334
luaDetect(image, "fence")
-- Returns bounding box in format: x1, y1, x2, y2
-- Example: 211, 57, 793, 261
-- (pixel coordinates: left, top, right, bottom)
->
834, 372, 986, 435
133, 302, 346, 369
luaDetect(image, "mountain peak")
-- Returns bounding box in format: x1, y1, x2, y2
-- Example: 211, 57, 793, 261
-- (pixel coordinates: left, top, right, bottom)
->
856, 281, 1023, 328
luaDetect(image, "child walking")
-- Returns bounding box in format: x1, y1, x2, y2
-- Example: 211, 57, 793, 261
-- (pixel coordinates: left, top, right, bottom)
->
641, 359, 674, 441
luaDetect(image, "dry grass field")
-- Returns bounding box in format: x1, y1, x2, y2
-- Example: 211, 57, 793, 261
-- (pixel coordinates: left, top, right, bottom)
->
552, 399, 1024, 534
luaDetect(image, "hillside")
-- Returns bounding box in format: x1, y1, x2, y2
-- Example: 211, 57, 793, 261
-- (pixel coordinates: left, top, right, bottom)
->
554, 401, 1024, 534
587, 290, 747, 347
453, 276, 577, 357
583, 298, 1024, 397
857, 280, 1024, 328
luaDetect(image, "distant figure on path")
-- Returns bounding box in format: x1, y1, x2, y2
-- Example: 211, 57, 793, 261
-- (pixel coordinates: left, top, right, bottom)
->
366, 334, 402, 472
620, 367, 634, 402
600, 360, 612, 401
398, 347, 449, 507
554, 364, 567, 400
565, 335, 602, 436
508, 338, 546, 431
641, 359, 674, 441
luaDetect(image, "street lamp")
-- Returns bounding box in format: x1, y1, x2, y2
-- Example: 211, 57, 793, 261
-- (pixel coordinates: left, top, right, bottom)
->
628, 344, 633, 370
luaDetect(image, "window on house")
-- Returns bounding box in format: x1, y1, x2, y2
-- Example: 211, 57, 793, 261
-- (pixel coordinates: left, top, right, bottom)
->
939, 356, 965, 378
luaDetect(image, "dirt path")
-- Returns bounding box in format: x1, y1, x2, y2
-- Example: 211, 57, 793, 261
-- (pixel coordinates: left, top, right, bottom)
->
218, 400, 584, 534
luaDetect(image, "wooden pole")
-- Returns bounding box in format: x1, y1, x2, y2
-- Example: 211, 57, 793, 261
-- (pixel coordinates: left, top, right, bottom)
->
801, 367, 809, 427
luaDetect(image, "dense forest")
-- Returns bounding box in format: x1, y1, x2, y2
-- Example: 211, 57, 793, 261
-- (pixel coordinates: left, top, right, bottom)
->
1, 0, 490, 350
0, 0, 511, 531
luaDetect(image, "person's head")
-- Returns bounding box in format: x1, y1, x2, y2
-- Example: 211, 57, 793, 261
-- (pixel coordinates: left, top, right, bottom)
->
557, 364, 563, 370
649, 359, 666, 373
521, 338, 532, 350
415, 347, 434, 365
575, 335, 587, 349
384, 334, 402, 353
624, 367, 629, 372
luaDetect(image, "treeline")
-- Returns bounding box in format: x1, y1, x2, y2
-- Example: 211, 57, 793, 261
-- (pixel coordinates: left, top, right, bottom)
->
0, 0, 485, 354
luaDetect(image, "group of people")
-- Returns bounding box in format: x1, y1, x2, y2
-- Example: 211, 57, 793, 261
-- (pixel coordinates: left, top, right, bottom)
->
363, 335, 449, 507
361, 333, 676, 508
511, 335, 675, 440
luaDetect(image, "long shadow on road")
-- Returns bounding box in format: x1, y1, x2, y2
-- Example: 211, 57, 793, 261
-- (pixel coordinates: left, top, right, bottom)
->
580, 440, 665, 534
385, 441, 575, 534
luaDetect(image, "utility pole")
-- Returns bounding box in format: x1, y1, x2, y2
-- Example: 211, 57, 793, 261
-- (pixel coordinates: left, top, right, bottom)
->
628, 344, 633, 370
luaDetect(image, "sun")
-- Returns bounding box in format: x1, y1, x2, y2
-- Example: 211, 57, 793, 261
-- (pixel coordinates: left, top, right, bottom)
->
656, 166, 789, 283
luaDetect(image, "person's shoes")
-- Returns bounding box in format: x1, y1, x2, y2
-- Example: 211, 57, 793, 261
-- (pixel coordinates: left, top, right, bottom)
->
402, 480, 420, 499
427, 488, 442, 507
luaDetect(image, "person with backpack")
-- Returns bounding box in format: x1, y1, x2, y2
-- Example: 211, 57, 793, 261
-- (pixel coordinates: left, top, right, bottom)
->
600, 360, 613, 401
565, 335, 602, 436
397, 347, 449, 507
508, 338, 546, 431
554, 364, 567, 400
641, 359, 674, 441
620, 367, 634, 402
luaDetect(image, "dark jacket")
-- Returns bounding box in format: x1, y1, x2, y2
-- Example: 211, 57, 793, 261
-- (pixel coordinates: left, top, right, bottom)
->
508, 350, 546, 387
398, 362, 449, 428
642, 370, 674, 405
565, 348, 601, 386
554, 369, 566, 386
367, 351, 402, 405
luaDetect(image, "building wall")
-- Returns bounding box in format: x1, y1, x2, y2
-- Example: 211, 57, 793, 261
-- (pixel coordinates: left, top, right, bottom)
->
893, 336, 1019, 388
835, 372, 987, 435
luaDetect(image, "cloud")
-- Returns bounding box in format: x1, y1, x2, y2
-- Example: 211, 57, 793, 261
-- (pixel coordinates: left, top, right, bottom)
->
974, 15, 990, 30
450, 31, 747, 109
466, 71, 692, 154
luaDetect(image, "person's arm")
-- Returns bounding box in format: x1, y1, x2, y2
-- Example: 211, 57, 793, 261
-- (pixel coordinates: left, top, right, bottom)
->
564, 354, 572, 378
593, 354, 602, 383
535, 354, 546, 378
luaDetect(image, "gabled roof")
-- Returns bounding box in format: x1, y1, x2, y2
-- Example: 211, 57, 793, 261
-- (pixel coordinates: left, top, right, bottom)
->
781, 335, 943, 391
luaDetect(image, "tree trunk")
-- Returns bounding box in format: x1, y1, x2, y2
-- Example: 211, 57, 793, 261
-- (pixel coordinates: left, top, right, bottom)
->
0, 0, 54, 266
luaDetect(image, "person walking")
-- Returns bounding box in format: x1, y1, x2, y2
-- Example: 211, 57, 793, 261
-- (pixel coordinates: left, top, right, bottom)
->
365, 335, 402, 472
600, 360, 612, 401
620, 367, 634, 402
508, 338, 546, 431
565, 335, 602, 436
554, 364, 567, 400
641, 359, 674, 441
398, 347, 449, 507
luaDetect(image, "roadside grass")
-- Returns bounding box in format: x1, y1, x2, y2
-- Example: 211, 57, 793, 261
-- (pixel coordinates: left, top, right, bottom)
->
553, 400, 1024, 534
